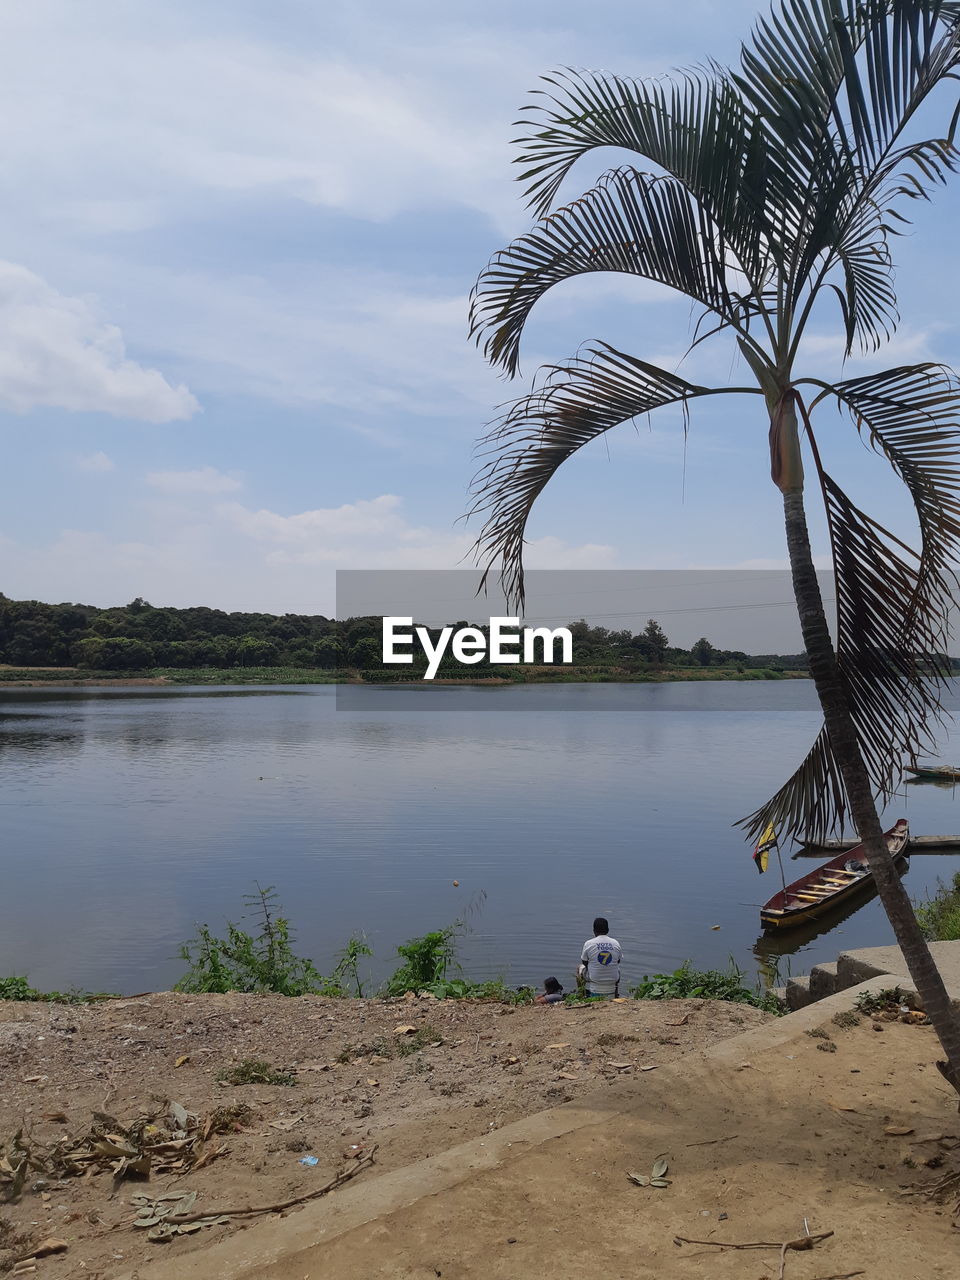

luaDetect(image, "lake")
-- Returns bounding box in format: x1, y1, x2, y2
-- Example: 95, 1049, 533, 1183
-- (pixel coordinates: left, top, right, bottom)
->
2, 681, 959, 996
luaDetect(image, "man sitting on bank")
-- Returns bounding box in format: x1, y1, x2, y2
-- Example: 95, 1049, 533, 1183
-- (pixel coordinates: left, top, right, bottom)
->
578, 916, 623, 999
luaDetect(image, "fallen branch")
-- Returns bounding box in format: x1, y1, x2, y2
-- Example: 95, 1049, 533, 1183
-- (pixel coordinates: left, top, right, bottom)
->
168, 1147, 377, 1224
674, 1231, 833, 1251
684, 1133, 738, 1147
808, 1272, 865, 1279
675, 1227, 834, 1278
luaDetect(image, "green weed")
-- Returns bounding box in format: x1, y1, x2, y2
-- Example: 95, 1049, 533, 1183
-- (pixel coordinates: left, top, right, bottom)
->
0, 976, 115, 1004
629, 961, 783, 1014
853, 987, 909, 1014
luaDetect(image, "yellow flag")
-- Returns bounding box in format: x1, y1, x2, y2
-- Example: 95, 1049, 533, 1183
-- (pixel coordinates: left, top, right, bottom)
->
753, 823, 778, 874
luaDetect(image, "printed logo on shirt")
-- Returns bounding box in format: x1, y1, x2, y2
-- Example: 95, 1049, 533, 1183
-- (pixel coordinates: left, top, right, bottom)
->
597, 950, 614, 965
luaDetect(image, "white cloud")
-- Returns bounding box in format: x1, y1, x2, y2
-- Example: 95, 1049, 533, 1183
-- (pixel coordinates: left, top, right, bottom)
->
0, 4, 547, 234
0, 491, 614, 614
0, 261, 198, 421
76, 261, 501, 427
76, 450, 116, 473
146, 466, 242, 495
797, 325, 941, 374
218, 494, 615, 573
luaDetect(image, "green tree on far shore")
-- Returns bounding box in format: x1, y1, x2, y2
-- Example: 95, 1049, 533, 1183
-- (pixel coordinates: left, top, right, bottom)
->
691, 638, 715, 667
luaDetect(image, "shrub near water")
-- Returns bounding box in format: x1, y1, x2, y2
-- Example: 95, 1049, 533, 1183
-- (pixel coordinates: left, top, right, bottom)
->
175, 885, 369, 996
630, 961, 783, 1014
914, 873, 960, 942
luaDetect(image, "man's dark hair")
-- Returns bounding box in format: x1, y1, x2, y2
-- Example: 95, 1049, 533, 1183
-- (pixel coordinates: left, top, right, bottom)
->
544, 976, 563, 994
593, 917, 609, 935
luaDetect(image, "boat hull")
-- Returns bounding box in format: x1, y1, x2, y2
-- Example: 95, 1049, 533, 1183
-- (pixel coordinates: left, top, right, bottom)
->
760, 820, 909, 931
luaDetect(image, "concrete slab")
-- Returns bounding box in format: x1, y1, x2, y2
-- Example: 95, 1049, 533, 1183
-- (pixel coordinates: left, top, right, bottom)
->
809, 960, 839, 1000
836, 941, 960, 1012
785, 973, 812, 1009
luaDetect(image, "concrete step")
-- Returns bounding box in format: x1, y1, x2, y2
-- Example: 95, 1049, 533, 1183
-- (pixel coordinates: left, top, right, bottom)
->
809, 961, 839, 1001
785, 975, 812, 1010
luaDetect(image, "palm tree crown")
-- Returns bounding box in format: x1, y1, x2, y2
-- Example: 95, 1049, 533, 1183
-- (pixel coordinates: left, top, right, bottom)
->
469, 0, 960, 844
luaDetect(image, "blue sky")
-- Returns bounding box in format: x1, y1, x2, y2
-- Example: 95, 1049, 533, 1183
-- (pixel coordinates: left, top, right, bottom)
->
0, 0, 957, 619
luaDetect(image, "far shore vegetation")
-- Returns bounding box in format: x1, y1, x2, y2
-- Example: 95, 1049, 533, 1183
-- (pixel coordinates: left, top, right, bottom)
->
0, 589, 912, 685
1, 885, 783, 1013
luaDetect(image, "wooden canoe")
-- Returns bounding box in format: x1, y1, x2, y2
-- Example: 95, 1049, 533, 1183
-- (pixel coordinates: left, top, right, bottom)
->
905, 764, 960, 781
760, 819, 909, 931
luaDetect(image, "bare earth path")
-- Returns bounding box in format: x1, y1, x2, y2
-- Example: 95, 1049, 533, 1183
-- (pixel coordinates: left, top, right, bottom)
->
0, 990, 768, 1276
5, 986, 959, 1278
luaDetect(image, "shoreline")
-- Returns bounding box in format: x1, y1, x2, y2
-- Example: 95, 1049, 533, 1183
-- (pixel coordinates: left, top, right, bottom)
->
0, 667, 813, 689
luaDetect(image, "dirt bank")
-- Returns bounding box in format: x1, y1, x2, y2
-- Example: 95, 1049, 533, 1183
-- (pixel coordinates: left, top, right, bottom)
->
0, 992, 770, 1276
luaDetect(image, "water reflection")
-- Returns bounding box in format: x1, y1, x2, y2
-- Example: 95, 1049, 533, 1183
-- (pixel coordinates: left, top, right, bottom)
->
0, 727, 83, 757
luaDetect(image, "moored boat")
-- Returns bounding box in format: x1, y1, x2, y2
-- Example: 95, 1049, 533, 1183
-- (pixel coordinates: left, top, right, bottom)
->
760, 819, 909, 931
905, 764, 960, 781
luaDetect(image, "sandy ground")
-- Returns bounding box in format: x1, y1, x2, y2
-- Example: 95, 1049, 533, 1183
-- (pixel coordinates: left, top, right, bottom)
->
290, 1008, 960, 1280
0, 991, 770, 1277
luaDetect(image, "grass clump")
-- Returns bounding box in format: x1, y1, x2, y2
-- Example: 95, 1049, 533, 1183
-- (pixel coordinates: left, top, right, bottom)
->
0, 976, 115, 1004
629, 961, 783, 1014
596, 1031, 642, 1047
395, 1024, 442, 1056
832, 1009, 861, 1029
336, 1036, 395, 1063
216, 1059, 296, 1086
914, 872, 960, 942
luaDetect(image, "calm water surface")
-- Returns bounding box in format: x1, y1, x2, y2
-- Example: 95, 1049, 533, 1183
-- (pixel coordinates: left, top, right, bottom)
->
2, 682, 959, 994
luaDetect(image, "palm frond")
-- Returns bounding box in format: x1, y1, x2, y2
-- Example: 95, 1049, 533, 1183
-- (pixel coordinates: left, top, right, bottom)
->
833, 197, 899, 350
740, 727, 846, 844
513, 67, 784, 279
468, 345, 711, 605
738, 0, 960, 173
741, 477, 949, 842
832, 363, 960, 569
738, 1, 960, 351
470, 168, 737, 375
742, 366, 960, 842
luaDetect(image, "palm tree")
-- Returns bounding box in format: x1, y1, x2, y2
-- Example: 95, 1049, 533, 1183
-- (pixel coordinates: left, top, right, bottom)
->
469, 0, 960, 1089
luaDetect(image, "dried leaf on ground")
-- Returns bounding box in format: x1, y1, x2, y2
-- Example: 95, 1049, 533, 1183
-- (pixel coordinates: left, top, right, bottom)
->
16, 1238, 68, 1261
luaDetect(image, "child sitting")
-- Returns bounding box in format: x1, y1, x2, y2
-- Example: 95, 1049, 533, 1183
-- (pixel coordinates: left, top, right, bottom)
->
535, 976, 565, 1005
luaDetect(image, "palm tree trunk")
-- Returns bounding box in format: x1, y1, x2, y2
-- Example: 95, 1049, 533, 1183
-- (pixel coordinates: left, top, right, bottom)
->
782, 486, 960, 1094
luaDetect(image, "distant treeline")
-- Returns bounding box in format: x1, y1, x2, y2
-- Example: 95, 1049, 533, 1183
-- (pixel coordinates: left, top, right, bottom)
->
1, 593, 955, 676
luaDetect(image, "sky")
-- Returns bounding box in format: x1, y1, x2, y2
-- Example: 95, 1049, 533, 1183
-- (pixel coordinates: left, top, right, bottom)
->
0, 0, 958, 643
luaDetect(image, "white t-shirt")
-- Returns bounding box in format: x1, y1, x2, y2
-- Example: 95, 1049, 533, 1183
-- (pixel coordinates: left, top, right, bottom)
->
580, 934, 623, 995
